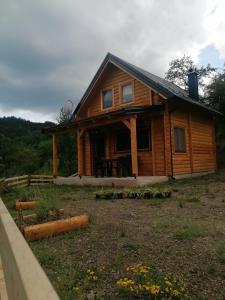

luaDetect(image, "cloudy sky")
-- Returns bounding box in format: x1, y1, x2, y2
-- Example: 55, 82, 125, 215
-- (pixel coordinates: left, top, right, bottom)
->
0, 0, 225, 122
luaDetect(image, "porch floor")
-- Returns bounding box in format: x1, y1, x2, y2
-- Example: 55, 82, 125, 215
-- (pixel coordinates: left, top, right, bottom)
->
54, 176, 168, 187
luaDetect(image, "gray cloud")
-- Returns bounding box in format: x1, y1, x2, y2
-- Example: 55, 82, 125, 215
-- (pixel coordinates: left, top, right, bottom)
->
0, 0, 224, 121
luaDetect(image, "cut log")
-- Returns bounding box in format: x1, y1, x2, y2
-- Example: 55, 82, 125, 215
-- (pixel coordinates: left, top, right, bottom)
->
15, 200, 38, 210
23, 214, 89, 241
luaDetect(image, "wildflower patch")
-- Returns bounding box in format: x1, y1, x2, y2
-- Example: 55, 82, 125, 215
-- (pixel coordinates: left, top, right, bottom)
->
116, 263, 189, 299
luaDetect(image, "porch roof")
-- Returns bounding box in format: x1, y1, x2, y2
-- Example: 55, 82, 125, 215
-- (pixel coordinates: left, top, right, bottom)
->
42, 104, 164, 134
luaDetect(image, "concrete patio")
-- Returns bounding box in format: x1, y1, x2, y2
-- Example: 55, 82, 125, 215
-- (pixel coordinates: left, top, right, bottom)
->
54, 176, 169, 187
53, 171, 214, 187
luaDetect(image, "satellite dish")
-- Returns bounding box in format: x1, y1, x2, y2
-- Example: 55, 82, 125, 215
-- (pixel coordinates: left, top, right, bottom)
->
63, 99, 73, 115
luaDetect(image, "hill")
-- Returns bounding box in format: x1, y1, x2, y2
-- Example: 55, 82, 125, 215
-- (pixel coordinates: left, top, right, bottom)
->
0, 117, 55, 177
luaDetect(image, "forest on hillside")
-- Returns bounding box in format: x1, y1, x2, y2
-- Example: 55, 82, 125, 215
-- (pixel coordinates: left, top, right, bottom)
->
0, 115, 76, 178
0, 117, 54, 177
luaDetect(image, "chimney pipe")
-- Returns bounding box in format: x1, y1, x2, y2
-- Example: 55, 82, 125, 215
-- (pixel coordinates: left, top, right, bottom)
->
188, 69, 199, 100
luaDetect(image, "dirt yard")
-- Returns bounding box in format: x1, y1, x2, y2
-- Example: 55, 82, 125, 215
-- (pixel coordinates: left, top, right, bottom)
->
3, 172, 225, 300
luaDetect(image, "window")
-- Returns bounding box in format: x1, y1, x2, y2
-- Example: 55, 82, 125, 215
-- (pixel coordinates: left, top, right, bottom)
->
137, 127, 151, 150
174, 127, 186, 152
116, 129, 131, 151
122, 83, 133, 103
115, 127, 151, 152
102, 89, 113, 109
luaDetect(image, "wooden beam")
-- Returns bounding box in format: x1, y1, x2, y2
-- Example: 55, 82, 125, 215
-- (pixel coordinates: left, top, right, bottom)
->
77, 129, 84, 176
122, 119, 131, 130
78, 128, 85, 138
52, 133, 58, 178
188, 112, 193, 173
151, 119, 156, 176
130, 117, 138, 177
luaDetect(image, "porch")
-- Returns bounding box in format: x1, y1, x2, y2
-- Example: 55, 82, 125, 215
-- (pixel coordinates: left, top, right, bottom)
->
47, 104, 167, 179
76, 105, 166, 178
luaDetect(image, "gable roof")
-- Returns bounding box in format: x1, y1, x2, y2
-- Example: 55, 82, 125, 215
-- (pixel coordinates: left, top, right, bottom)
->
73, 52, 223, 117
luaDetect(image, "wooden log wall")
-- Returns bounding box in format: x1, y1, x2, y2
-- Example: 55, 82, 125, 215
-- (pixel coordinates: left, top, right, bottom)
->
77, 64, 163, 119
191, 113, 216, 172
170, 109, 216, 175
171, 111, 192, 175
152, 116, 165, 176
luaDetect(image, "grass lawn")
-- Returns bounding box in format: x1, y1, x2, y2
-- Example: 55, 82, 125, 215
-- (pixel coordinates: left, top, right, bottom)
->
3, 172, 225, 299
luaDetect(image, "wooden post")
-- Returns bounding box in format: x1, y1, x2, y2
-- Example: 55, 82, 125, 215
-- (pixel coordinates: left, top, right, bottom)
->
77, 129, 84, 176
105, 128, 110, 160
27, 174, 31, 186
130, 117, 138, 177
212, 117, 217, 171
52, 133, 58, 178
163, 103, 172, 176
85, 131, 92, 176
151, 119, 156, 176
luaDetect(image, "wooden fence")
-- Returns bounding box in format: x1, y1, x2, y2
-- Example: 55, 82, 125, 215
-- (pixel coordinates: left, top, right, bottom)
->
1, 175, 53, 189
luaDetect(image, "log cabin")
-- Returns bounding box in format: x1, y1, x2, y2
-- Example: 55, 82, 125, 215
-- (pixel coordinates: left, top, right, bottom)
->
45, 53, 222, 183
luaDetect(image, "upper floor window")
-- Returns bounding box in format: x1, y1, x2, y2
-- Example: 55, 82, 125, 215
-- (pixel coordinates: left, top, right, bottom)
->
122, 83, 133, 103
102, 89, 113, 109
174, 127, 186, 153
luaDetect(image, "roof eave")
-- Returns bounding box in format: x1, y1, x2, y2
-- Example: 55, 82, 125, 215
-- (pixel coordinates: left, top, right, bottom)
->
172, 96, 224, 117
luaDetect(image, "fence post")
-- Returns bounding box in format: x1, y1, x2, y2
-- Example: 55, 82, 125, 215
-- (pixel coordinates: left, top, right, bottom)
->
27, 174, 31, 187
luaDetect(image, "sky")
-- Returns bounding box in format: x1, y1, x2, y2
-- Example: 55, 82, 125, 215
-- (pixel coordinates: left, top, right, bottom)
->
0, 0, 225, 123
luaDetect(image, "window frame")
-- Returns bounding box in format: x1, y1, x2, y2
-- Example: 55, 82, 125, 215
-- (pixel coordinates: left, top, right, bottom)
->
173, 126, 186, 153
101, 87, 114, 110
120, 81, 134, 104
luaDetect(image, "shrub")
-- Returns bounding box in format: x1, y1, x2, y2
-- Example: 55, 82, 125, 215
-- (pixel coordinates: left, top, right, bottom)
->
35, 188, 60, 221
18, 187, 38, 201
95, 187, 172, 200
174, 223, 205, 241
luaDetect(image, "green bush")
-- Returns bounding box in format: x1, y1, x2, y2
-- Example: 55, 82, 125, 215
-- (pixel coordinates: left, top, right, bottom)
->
35, 188, 60, 221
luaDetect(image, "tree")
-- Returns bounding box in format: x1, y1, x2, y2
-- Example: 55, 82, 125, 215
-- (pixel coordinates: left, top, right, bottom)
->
57, 106, 77, 176
204, 66, 225, 166
165, 55, 216, 91
205, 65, 225, 114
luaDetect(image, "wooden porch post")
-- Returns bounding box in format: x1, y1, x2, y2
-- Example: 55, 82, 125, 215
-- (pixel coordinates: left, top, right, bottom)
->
130, 117, 138, 177
52, 133, 58, 178
77, 129, 84, 176
105, 128, 111, 160
85, 131, 92, 176
163, 103, 172, 176
151, 119, 156, 176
